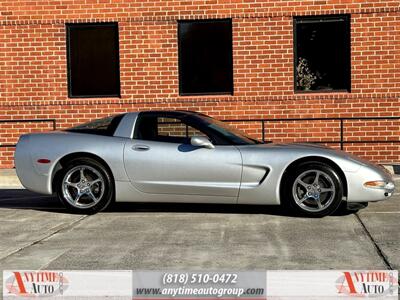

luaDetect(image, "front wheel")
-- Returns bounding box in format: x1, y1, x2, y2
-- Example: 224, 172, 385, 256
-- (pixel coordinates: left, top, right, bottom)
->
56, 158, 114, 214
281, 163, 344, 217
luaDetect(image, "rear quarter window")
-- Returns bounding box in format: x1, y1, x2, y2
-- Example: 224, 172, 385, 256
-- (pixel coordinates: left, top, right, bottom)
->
65, 114, 125, 136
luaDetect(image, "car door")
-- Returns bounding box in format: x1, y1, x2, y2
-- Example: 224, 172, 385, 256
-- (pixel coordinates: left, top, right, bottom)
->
123, 113, 242, 200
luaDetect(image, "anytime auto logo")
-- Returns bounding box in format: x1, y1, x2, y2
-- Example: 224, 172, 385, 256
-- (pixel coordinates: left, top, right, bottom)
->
336, 271, 397, 297
5, 271, 69, 297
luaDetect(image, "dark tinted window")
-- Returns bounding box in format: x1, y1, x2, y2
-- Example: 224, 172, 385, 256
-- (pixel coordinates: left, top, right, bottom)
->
134, 115, 207, 144
66, 114, 124, 136
67, 23, 120, 97
178, 19, 233, 95
134, 113, 258, 145
294, 15, 350, 92
194, 115, 259, 145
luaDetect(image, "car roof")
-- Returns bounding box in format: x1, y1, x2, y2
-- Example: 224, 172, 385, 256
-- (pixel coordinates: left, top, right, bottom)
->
137, 110, 208, 117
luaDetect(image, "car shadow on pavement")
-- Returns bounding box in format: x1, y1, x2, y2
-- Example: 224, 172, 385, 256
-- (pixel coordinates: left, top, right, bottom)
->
0, 189, 357, 217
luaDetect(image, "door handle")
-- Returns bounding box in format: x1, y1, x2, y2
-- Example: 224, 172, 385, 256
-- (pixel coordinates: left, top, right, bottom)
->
132, 145, 150, 151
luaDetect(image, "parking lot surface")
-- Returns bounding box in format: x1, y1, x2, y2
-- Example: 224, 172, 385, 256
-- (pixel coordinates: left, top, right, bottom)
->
0, 182, 399, 292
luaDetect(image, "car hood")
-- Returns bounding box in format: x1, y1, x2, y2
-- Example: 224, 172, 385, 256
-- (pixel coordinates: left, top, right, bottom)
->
248, 142, 339, 152
260, 142, 331, 150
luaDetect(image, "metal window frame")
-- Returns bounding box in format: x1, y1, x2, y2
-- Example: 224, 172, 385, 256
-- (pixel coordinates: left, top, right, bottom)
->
225, 116, 400, 149
66, 22, 121, 98
177, 18, 234, 96
0, 119, 57, 148
293, 14, 351, 93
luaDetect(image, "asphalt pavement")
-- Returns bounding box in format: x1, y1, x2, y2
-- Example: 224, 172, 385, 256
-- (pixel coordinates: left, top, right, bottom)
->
0, 183, 399, 293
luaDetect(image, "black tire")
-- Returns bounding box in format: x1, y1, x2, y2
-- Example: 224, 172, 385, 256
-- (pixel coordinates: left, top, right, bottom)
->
281, 162, 344, 217
56, 157, 114, 214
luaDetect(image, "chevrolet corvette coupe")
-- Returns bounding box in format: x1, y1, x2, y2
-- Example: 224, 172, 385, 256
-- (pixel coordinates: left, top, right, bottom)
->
15, 111, 395, 216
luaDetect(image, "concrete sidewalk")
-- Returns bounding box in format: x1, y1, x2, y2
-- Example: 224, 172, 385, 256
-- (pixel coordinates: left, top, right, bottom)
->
1, 164, 399, 189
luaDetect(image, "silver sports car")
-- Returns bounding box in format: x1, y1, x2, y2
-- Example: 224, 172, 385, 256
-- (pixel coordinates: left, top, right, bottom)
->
15, 111, 395, 216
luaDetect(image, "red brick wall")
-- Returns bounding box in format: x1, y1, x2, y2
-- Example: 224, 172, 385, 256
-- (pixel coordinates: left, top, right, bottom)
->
1, 1, 400, 168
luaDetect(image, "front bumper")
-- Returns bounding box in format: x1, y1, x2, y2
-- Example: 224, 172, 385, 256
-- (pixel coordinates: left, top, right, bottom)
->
346, 165, 395, 202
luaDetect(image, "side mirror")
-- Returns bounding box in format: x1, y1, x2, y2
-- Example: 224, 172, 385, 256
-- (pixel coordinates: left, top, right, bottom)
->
190, 136, 215, 149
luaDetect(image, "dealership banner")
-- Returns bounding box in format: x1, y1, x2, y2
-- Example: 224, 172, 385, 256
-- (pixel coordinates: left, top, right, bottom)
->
266, 270, 398, 299
3, 270, 132, 299
3, 270, 398, 299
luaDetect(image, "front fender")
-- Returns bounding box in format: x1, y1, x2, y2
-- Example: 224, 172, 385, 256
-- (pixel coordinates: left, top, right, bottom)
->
236, 144, 364, 205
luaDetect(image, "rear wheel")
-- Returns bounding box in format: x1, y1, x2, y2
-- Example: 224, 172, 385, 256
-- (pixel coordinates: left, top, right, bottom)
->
56, 158, 114, 214
282, 163, 343, 217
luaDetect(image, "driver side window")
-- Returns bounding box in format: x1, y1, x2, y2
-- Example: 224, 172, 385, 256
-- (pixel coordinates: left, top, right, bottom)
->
135, 115, 207, 144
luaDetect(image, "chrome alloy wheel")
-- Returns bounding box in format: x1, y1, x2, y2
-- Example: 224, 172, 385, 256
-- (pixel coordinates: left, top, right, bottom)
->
62, 165, 105, 209
292, 169, 336, 212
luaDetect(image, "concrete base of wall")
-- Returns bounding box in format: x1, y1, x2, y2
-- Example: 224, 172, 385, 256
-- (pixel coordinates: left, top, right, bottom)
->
0, 169, 23, 189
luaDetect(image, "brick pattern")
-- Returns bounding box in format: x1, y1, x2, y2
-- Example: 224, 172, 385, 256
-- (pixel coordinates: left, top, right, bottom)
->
119, 21, 178, 99
1, 0, 400, 23
0, 1, 400, 168
233, 17, 293, 97
352, 12, 400, 94
0, 24, 67, 104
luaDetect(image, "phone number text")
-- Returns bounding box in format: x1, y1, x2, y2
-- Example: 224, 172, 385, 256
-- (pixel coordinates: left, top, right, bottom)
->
162, 273, 238, 285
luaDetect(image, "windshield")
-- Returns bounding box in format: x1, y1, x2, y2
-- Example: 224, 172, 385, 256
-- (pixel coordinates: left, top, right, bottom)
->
196, 115, 260, 145
65, 114, 124, 136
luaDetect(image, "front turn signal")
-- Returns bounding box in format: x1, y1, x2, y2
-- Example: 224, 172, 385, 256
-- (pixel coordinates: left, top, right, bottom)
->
364, 181, 394, 190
